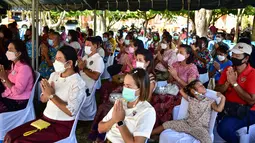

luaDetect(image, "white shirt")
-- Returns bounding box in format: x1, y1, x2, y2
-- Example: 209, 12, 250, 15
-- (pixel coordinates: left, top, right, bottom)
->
43, 72, 86, 121
103, 101, 156, 143
80, 53, 104, 93
97, 47, 105, 58
70, 41, 81, 50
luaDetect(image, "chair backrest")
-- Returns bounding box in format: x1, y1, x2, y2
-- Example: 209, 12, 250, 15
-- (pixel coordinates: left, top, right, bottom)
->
26, 71, 40, 108
68, 93, 87, 137
177, 89, 221, 135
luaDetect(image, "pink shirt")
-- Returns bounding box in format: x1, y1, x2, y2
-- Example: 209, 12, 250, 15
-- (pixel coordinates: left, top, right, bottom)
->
155, 49, 177, 72
2, 61, 34, 100
172, 62, 199, 88
124, 53, 136, 73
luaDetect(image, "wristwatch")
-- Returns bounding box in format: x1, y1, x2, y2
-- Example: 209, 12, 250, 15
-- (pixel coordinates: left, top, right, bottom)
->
49, 94, 55, 100
233, 83, 238, 87
1, 79, 6, 83
117, 121, 125, 127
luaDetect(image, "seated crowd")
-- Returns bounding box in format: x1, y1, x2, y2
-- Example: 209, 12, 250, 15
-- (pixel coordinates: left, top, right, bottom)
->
0, 22, 254, 143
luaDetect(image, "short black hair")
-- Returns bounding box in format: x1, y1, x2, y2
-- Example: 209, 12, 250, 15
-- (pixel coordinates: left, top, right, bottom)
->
43, 26, 49, 33
86, 37, 98, 45
95, 36, 103, 44
76, 27, 81, 32
103, 32, 110, 37
109, 31, 114, 36
238, 38, 251, 45
88, 29, 93, 36
217, 43, 229, 54
180, 44, 195, 64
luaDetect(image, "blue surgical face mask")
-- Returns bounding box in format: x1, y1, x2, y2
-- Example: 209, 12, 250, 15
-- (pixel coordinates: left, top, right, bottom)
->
122, 87, 139, 102
48, 39, 54, 46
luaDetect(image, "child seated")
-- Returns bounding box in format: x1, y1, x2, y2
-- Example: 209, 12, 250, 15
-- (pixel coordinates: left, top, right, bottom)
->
151, 80, 226, 143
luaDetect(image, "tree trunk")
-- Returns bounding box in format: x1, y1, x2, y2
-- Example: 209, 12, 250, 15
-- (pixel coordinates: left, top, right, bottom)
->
45, 11, 66, 29
234, 9, 245, 43
100, 11, 107, 33
195, 9, 212, 37
251, 16, 255, 41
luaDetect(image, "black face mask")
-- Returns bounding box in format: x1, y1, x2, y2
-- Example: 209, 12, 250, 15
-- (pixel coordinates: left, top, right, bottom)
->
231, 57, 246, 66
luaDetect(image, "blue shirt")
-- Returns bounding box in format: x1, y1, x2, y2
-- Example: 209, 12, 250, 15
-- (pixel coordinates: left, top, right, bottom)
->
26, 41, 36, 59
210, 58, 232, 82
38, 46, 59, 79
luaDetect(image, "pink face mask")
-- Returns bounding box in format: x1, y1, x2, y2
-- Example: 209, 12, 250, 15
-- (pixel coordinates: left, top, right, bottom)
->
177, 53, 186, 62
129, 47, 135, 54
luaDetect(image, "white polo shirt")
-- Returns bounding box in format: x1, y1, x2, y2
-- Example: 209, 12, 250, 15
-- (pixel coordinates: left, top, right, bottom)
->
103, 101, 156, 143
80, 53, 104, 93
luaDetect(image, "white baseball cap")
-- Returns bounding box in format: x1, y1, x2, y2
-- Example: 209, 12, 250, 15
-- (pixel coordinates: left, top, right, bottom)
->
231, 43, 252, 55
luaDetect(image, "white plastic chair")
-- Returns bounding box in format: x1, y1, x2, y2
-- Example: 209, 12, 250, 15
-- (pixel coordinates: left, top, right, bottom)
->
55, 91, 87, 143
160, 89, 221, 143
79, 80, 99, 121
234, 124, 255, 143
0, 71, 40, 140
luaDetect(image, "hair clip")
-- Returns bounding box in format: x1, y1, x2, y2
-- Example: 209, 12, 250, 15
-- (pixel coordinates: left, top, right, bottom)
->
133, 70, 138, 74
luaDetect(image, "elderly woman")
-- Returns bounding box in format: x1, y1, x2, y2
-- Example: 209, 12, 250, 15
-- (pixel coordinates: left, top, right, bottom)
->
0, 40, 34, 113
4, 46, 86, 143
151, 44, 199, 128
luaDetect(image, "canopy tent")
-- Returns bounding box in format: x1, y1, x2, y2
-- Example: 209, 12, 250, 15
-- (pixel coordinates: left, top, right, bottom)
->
0, 0, 254, 70
1, 0, 254, 11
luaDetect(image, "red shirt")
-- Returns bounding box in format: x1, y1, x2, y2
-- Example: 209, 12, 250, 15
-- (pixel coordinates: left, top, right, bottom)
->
219, 64, 255, 110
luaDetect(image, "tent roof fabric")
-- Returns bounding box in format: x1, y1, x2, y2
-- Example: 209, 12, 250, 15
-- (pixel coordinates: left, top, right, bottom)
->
1, 0, 255, 11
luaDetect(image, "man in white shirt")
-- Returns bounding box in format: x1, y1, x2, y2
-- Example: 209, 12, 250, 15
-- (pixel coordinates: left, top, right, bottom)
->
78, 37, 105, 94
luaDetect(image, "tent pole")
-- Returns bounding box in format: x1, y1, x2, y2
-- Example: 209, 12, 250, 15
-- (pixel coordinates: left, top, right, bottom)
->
186, 0, 191, 45
32, 0, 35, 69
36, 0, 39, 70
94, 10, 97, 36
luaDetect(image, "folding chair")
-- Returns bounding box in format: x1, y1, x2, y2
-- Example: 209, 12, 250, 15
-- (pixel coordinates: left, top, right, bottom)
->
0, 72, 40, 140
161, 89, 221, 143
79, 80, 99, 121
55, 91, 88, 143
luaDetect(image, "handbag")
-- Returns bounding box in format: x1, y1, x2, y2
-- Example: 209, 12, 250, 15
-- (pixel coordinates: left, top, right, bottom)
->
218, 101, 251, 134
155, 83, 179, 96
221, 102, 251, 119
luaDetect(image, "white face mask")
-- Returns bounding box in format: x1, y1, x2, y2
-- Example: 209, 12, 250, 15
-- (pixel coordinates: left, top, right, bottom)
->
161, 43, 167, 49
177, 53, 186, 62
103, 38, 108, 42
136, 61, 145, 69
6, 51, 18, 61
53, 60, 67, 73
134, 34, 138, 38
216, 37, 222, 43
192, 39, 196, 43
84, 46, 92, 55
125, 40, 130, 45
217, 55, 226, 61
